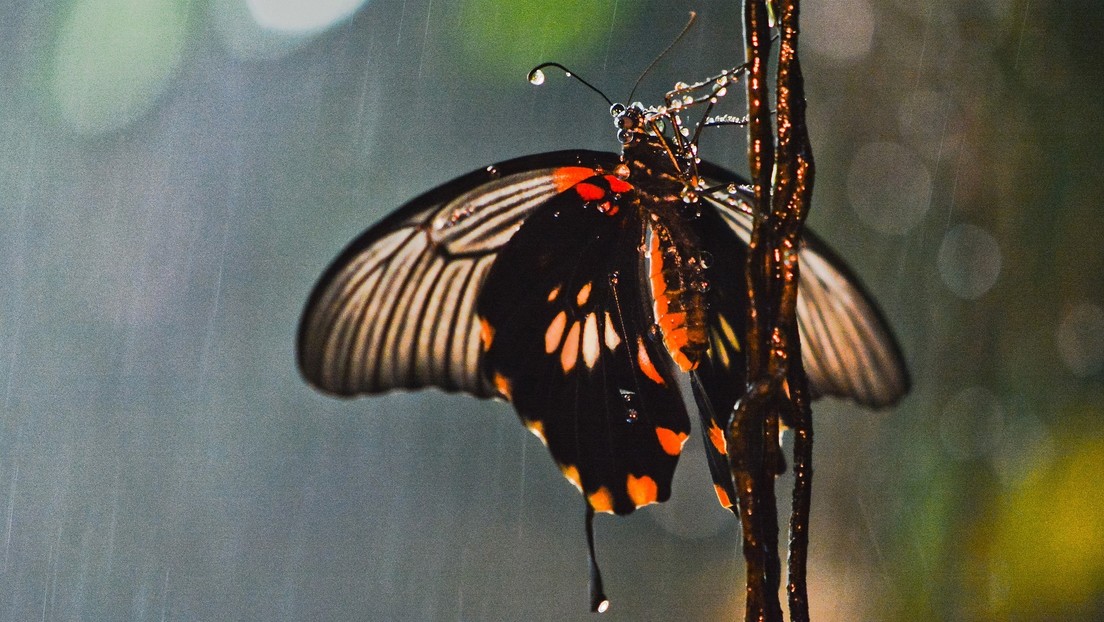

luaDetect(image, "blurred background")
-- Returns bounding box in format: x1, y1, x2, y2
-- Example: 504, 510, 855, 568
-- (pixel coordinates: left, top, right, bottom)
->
2, 0, 1102, 620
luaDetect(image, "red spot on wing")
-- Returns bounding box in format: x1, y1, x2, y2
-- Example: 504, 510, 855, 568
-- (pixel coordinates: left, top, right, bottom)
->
574, 182, 605, 202
552, 166, 597, 193
604, 175, 633, 194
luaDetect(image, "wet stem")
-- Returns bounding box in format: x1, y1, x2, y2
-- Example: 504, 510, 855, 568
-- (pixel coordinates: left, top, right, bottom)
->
730, 0, 815, 621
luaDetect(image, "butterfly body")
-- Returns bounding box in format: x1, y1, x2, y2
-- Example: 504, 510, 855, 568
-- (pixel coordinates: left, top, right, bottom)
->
297, 68, 909, 608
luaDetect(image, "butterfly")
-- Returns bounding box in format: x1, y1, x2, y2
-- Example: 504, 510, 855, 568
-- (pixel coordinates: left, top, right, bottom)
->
296, 65, 909, 611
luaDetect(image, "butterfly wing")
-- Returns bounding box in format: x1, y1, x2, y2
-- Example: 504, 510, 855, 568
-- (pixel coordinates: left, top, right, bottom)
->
297, 150, 620, 398
698, 162, 911, 409
477, 174, 690, 516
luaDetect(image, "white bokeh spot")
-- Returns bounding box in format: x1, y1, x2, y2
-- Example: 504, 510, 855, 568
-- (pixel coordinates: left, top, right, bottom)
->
1056, 302, 1104, 377
940, 387, 1005, 460
937, 224, 1002, 299
803, 0, 875, 62
246, 0, 368, 33
848, 141, 932, 235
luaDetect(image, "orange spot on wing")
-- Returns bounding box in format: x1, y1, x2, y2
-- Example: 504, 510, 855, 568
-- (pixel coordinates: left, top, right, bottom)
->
546, 284, 561, 302
552, 167, 596, 193
493, 373, 513, 400
479, 318, 495, 350
575, 182, 605, 201
603, 312, 621, 350
588, 487, 615, 514
709, 421, 727, 455
627, 474, 658, 507
604, 175, 633, 194
545, 311, 567, 354
560, 321, 581, 372
575, 282, 592, 306
561, 464, 583, 492
582, 313, 600, 369
655, 427, 689, 456
714, 483, 733, 508
526, 419, 547, 445
636, 337, 665, 385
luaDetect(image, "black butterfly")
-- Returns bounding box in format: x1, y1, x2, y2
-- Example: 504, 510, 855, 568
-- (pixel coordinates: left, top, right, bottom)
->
297, 67, 909, 611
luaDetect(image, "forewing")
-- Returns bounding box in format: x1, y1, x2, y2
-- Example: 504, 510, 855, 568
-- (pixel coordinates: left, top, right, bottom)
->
298, 150, 619, 398
477, 179, 691, 516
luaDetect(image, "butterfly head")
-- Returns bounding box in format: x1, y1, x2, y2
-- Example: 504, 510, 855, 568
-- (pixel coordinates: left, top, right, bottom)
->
610, 100, 701, 198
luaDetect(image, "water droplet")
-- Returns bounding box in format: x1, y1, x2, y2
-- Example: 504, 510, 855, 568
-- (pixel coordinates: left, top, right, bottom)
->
485, 165, 499, 178
670, 99, 683, 111
617, 129, 632, 144
608, 271, 619, 284
673, 81, 689, 91
614, 162, 630, 180
609, 102, 625, 116
625, 410, 639, 423
682, 95, 694, 105
680, 126, 691, 137
698, 251, 713, 269
691, 279, 710, 293
528, 68, 545, 85
727, 184, 739, 195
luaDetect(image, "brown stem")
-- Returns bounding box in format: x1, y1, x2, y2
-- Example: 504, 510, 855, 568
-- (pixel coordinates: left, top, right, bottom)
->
737, 0, 815, 620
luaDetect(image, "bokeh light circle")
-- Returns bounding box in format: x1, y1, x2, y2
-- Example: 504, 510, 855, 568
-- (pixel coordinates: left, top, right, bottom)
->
1056, 302, 1104, 377
246, 0, 368, 33
51, 0, 190, 135
803, 0, 875, 62
848, 141, 933, 234
939, 386, 1005, 460
937, 223, 1002, 299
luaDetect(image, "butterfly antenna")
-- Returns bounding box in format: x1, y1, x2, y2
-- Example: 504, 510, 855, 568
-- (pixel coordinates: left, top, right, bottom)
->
626, 11, 698, 103
528, 62, 613, 107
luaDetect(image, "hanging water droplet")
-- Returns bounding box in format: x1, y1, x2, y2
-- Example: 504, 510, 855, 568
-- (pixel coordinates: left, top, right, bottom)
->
698, 250, 714, 269
614, 162, 630, 180
682, 95, 694, 105
625, 409, 639, 424
608, 271, 620, 285
714, 87, 727, 98
727, 183, 739, 195
485, 165, 499, 178
692, 279, 710, 293
617, 129, 632, 144
674, 81, 689, 91
669, 99, 683, 111
609, 102, 626, 116
680, 127, 691, 137
528, 68, 546, 85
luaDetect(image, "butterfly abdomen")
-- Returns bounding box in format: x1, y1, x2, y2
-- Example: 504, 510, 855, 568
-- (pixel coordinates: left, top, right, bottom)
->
645, 218, 709, 372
